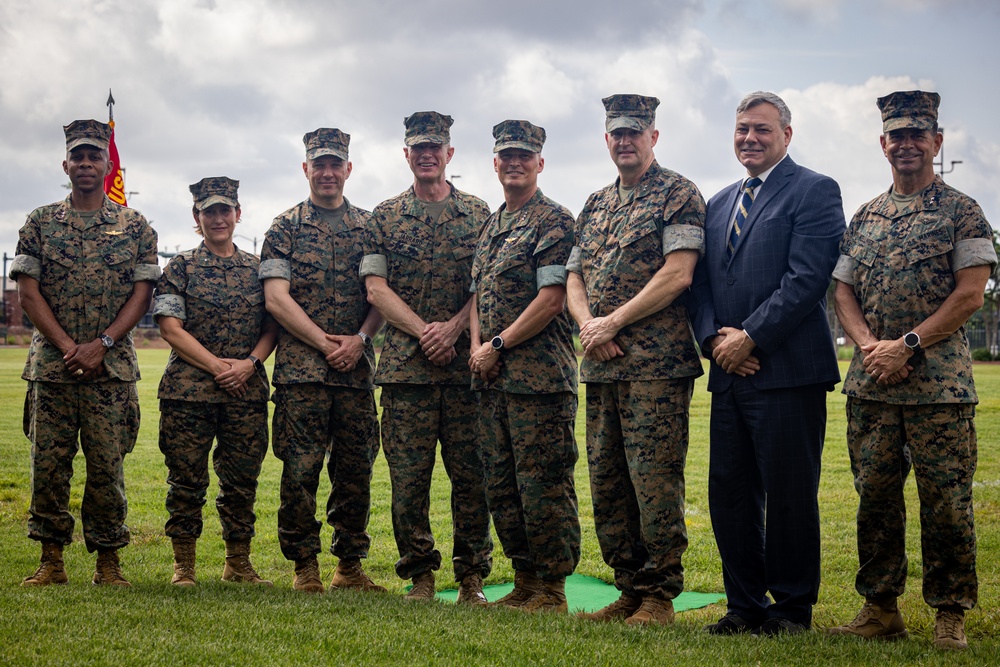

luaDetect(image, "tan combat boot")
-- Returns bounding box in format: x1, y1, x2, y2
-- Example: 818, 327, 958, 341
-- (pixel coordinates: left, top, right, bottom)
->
577, 591, 643, 622
933, 608, 967, 650
625, 596, 675, 626
293, 555, 325, 593
520, 577, 568, 613
22, 541, 69, 587
828, 598, 907, 640
404, 570, 436, 601
491, 570, 542, 609
170, 538, 197, 587
329, 558, 387, 593
93, 549, 131, 587
222, 539, 272, 586
457, 572, 488, 606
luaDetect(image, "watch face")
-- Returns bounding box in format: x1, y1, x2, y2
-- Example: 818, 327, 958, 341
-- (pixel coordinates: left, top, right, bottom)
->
491, 336, 503, 350
904, 332, 919, 348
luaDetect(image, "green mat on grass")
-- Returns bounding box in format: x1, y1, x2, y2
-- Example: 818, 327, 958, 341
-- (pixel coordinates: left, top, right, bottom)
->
433, 573, 725, 613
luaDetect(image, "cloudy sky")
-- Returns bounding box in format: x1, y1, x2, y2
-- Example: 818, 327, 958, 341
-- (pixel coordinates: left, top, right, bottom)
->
1, 0, 997, 264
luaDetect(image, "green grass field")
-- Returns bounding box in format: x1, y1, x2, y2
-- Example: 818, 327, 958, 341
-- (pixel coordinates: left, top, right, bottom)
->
0, 347, 997, 666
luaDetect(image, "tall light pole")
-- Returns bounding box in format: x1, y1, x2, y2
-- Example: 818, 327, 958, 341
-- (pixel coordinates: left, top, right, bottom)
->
934, 128, 963, 179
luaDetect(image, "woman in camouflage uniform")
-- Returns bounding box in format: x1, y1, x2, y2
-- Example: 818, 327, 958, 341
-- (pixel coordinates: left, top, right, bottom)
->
153, 177, 278, 587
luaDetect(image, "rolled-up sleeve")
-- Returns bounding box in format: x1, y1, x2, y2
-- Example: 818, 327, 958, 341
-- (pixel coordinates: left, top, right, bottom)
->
359, 253, 387, 278
9, 254, 41, 281
832, 254, 856, 284
259, 258, 291, 281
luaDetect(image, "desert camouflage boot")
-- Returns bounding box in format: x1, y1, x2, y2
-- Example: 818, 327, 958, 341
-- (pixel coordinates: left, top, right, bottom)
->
22, 541, 68, 587
933, 609, 967, 650
329, 559, 387, 593
93, 549, 131, 587
222, 540, 272, 586
577, 592, 642, 622
828, 600, 907, 640
170, 538, 197, 587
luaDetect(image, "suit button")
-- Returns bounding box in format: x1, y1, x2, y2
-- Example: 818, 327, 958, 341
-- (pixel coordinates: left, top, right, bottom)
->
727, 279, 735, 285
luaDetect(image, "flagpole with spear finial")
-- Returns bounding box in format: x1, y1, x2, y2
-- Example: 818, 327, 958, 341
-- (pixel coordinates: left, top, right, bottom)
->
104, 89, 128, 206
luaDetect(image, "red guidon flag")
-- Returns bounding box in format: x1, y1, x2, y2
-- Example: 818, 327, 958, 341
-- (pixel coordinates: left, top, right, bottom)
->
104, 119, 127, 206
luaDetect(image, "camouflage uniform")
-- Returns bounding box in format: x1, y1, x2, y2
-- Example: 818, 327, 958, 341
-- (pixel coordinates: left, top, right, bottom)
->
10, 191, 159, 552
362, 180, 493, 581
834, 175, 996, 609
153, 237, 271, 541
568, 95, 705, 602
471, 188, 581, 580
260, 196, 380, 562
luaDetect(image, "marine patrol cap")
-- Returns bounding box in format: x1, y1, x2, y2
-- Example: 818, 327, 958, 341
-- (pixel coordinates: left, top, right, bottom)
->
877, 90, 940, 133
64, 119, 111, 151
492, 119, 546, 154
304, 128, 350, 161
603, 94, 659, 132
190, 176, 240, 211
404, 111, 453, 146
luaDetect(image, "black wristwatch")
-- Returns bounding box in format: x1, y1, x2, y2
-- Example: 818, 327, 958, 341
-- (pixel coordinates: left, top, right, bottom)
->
490, 335, 505, 351
249, 355, 264, 372
100, 333, 115, 349
357, 331, 373, 348
903, 331, 921, 351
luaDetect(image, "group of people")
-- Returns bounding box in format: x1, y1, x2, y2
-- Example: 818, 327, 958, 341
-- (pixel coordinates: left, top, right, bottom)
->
11, 88, 994, 652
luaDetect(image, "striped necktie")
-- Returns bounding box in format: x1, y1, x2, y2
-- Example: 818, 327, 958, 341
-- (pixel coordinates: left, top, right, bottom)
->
727, 176, 762, 258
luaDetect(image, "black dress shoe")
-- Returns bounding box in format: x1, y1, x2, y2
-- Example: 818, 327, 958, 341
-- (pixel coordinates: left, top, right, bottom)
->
752, 618, 809, 637
705, 613, 757, 635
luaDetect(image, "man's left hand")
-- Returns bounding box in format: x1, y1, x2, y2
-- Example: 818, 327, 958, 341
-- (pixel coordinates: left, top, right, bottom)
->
325, 334, 364, 373
712, 326, 756, 373
861, 339, 914, 384
420, 321, 461, 361
579, 316, 619, 352
63, 340, 108, 380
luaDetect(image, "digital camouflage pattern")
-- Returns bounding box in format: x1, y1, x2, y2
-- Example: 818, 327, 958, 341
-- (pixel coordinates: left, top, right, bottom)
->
571, 160, 706, 383
878, 90, 940, 133
404, 111, 453, 146
363, 184, 493, 582
11, 195, 160, 382
571, 159, 704, 603
846, 398, 978, 609
364, 186, 488, 384
585, 378, 693, 600
491, 119, 545, 154
834, 173, 994, 612
480, 390, 580, 580
189, 176, 239, 210
471, 189, 578, 395
259, 199, 376, 390
159, 400, 268, 541
154, 243, 271, 403
24, 381, 139, 552
303, 127, 350, 161
63, 119, 111, 151
271, 384, 379, 562
153, 240, 272, 544
11, 194, 157, 553
602, 94, 659, 133
380, 385, 492, 580
836, 177, 997, 404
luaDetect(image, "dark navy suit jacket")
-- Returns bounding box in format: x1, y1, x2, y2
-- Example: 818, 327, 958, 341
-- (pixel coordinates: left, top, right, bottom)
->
689, 155, 844, 392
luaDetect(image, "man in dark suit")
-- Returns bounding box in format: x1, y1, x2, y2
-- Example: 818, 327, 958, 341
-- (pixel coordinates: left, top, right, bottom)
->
689, 91, 844, 636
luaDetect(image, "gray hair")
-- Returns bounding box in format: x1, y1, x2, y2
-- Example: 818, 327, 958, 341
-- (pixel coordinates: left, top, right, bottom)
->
737, 91, 791, 128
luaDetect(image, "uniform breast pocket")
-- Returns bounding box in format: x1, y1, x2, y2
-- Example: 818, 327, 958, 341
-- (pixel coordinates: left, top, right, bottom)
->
618, 218, 661, 262
905, 227, 954, 301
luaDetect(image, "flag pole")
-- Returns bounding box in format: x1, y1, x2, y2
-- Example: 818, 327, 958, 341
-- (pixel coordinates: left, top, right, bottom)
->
104, 89, 128, 206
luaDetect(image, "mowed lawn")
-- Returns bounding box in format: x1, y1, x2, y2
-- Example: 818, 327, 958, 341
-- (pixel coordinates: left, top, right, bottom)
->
0, 346, 998, 666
